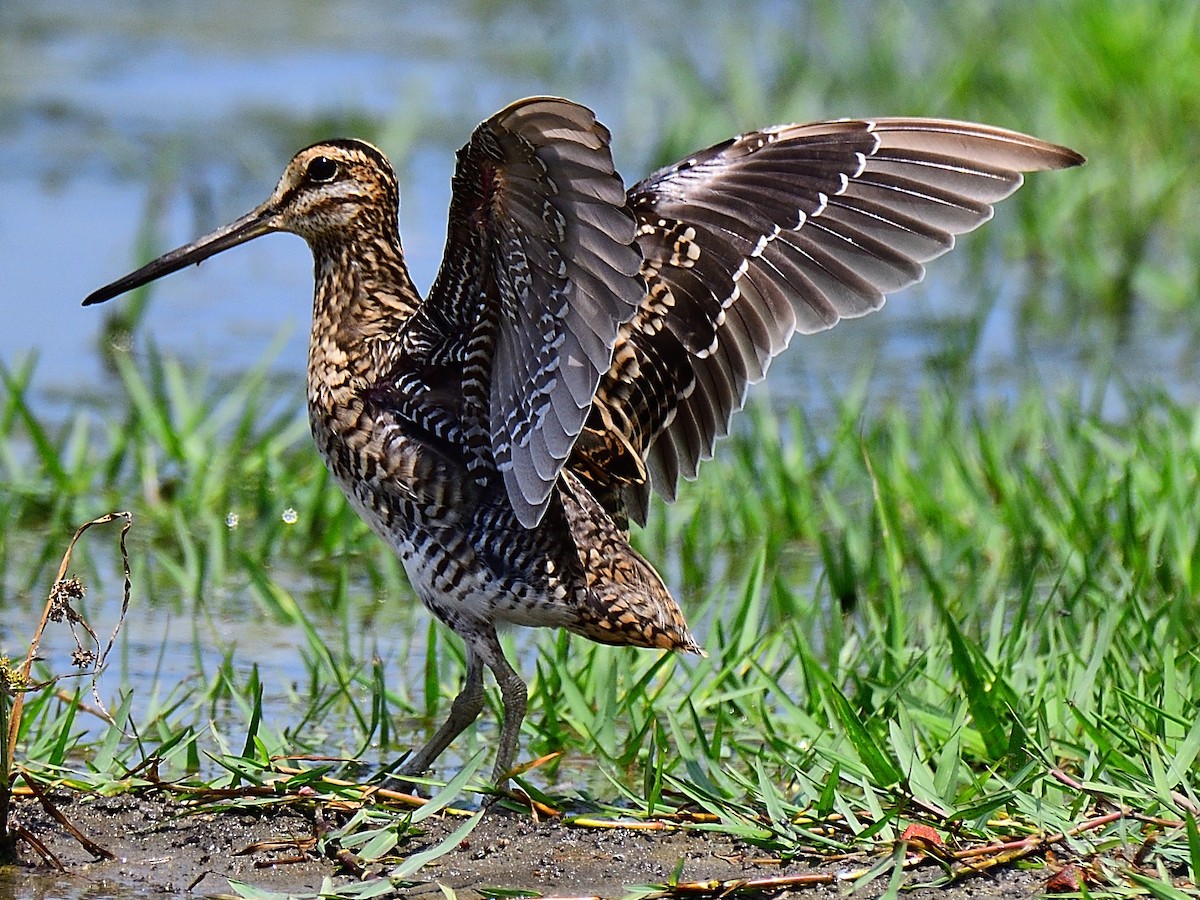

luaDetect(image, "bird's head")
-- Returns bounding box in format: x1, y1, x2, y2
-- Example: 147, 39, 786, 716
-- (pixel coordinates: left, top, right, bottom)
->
83, 139, 399, 307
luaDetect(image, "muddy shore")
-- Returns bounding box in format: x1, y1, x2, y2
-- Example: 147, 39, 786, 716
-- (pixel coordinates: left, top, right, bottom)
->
2, 793, 1050, 898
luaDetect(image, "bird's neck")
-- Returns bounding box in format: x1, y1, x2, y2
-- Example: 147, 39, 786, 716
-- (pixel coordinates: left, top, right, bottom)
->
307, 229, 421, 409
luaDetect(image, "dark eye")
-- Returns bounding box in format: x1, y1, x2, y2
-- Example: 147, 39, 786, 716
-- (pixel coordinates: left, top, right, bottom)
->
306, 156, 339, 183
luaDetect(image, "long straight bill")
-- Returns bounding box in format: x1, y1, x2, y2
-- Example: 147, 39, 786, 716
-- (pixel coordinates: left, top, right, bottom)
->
83, 204, 276, 306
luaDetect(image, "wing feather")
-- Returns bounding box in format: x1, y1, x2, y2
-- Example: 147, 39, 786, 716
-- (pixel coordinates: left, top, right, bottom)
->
421, 97, 644, 527
577, 116, 1083, 524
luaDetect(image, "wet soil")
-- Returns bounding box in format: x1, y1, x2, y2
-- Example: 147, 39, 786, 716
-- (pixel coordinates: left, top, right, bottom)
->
1, 793, 1050, 899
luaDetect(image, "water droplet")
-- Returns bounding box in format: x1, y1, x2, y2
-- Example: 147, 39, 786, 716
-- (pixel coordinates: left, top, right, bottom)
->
281, 507, 298, 525
225, 512, 239, 529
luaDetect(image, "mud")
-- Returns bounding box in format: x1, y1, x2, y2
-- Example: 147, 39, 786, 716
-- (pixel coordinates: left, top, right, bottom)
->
1, 793, 1050, 899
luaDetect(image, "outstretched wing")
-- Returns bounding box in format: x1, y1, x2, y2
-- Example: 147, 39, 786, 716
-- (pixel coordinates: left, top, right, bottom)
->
574, 118, 1084, 525
414, 97, 644, 528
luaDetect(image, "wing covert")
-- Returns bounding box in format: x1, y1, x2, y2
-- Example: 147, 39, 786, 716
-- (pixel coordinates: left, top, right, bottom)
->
421, 97, 644, 527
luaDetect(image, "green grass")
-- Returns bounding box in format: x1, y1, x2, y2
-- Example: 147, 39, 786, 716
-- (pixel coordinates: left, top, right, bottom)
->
2, 351, 1199, 895
4, 0, 1200, 894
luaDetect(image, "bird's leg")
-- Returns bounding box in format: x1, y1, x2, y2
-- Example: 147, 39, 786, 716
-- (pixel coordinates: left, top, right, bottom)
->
475, 631, 528, 785
398, 646, 485, 778
395, 628, 528, 786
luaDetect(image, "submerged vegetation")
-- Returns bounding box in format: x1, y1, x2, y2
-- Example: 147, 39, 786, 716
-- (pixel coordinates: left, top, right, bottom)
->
3, 0, 1200, 895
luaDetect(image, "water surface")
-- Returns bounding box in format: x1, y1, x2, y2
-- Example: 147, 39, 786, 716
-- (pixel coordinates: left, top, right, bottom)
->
0, 8, 1192, 894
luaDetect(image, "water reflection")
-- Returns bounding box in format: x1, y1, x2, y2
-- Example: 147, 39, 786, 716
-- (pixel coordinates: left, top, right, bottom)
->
10, 0, 1187, 410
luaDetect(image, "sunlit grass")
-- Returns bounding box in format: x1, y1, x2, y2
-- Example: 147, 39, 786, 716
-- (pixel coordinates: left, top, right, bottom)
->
5, 0, 1200, 892
1, 353, 1198, 893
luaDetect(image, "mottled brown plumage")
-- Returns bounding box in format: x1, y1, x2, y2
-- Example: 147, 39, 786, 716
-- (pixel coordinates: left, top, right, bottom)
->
84, 97, 1082, 784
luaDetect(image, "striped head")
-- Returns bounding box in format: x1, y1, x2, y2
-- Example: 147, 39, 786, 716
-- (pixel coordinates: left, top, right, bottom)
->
264, 140, 401, 243
83, 139, 401, 307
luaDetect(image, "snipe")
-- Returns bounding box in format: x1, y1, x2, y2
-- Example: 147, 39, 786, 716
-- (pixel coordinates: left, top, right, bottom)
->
85, 97, 1083, 784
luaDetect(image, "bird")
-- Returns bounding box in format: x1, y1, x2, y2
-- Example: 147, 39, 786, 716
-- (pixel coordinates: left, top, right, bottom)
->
84, 96, 1083, 785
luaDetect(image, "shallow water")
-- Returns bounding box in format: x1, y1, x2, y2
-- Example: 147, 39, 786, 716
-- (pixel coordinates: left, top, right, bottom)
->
3, 0, 1192, 757
8, 0, 1199, 413
1, 2, 1196, 894
6, 0, 801, 398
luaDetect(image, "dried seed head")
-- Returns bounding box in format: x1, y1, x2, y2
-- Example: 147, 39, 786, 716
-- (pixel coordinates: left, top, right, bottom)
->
48, 576, 86, 623
71, 648, 97, 668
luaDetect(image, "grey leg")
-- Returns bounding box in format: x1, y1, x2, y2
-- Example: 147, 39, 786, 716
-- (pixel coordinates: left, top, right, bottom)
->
474, 631, 528, 785
397, 628, 528, 786
397, 647, 485, 777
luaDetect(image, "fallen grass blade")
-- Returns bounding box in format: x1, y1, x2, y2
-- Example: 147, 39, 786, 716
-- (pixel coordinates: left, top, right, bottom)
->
410, 749, 486, 824
393, 809, 485, 879
1127, 871, 1195, 900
